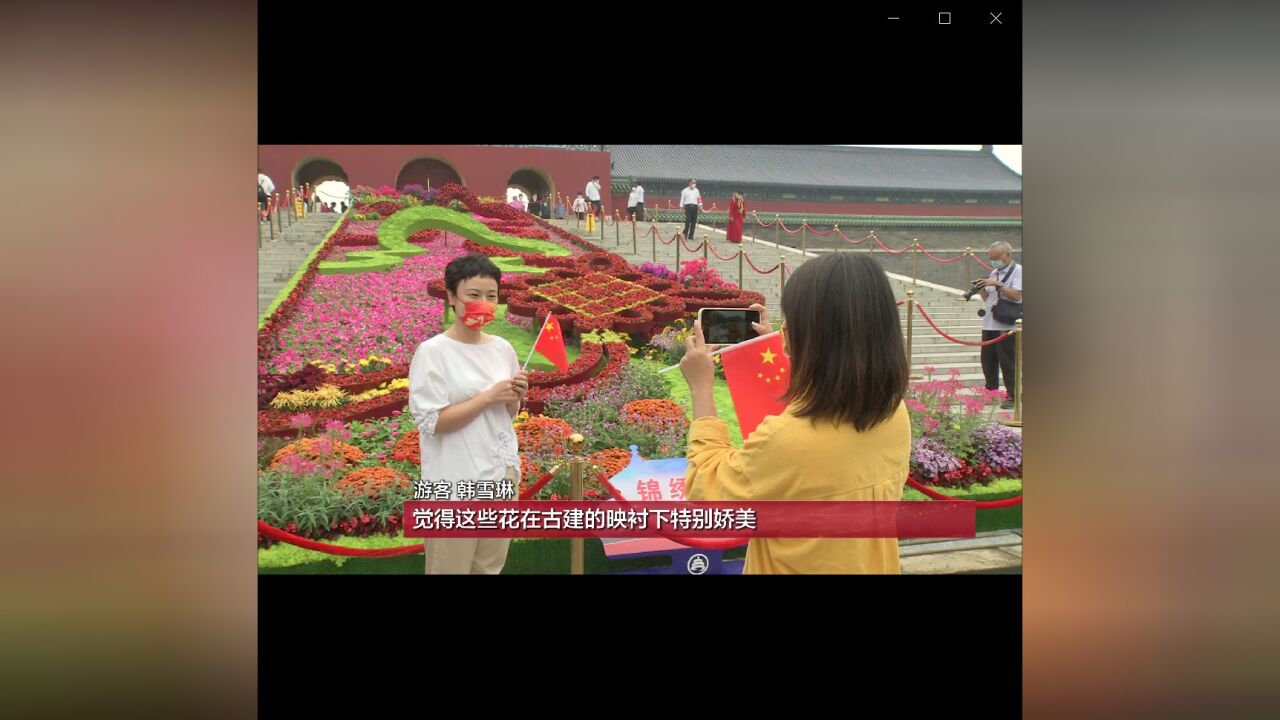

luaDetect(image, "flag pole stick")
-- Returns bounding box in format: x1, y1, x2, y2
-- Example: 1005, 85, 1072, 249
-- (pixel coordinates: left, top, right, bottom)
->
657, 331, 780, 374
523, 314, 550, 369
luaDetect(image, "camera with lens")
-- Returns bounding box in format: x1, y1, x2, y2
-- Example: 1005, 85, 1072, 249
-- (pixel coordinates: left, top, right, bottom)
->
964, 281, 987, 316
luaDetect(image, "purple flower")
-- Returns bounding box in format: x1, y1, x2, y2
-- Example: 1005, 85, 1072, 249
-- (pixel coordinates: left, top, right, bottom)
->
911, 438, 962, 479
972, 425, 1022, 473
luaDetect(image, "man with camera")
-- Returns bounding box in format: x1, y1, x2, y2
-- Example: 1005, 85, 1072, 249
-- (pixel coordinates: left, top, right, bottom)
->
966, 241, 1022, 409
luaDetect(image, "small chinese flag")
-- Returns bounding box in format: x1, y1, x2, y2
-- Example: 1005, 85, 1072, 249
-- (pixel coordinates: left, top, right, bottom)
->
720, 332, 790, 438
533, 314, 570, 372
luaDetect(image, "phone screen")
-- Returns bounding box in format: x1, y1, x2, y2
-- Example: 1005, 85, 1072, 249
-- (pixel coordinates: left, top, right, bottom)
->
700, 309, 761, 345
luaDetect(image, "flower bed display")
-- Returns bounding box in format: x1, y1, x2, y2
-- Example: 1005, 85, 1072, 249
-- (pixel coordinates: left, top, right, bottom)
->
514, 416, 573, 455
390, 430, 420, 464
334, 466, 411, 500
450, 246, 763, 339
271, 437, 366, 467
258, 388, 410, 437
906, 369, 1023, 488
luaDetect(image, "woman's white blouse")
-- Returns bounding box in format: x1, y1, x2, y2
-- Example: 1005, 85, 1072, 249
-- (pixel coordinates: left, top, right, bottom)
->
408, 333, 522, 485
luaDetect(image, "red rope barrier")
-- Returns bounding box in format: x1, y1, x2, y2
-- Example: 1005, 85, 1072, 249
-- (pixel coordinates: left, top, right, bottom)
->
519, 469, 558, 500
874, 236, 912, 254
753, 216, 777, 228
916, 304, 1014, 346
918, 246, 967, 263
654, 227, 676, 245
837, 229, 870, 244
679, 235, 704, 253
708, 243, 740, 261
906, 478, 1023, 509
258, 521, 424, 557
742, 252, 781, 274
804, 224, 835, 236
972, 255, 994, 270
778, 220, 803, 235
596, 472, 748, 550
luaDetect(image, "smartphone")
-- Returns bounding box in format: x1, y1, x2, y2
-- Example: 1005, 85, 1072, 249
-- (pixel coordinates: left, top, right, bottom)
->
698, 307, 761, 346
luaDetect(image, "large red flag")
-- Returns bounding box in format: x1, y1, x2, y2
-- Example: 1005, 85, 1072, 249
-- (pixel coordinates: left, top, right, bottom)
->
532, 314, 569, 372
719, 332, 790, 438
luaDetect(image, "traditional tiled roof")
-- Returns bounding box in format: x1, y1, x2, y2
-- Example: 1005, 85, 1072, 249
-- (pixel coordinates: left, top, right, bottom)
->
610, 145, 1021, 193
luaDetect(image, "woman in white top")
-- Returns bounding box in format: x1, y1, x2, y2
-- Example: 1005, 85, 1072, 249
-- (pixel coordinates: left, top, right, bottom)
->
572, 194, 587, 221
408, 254, 530, 574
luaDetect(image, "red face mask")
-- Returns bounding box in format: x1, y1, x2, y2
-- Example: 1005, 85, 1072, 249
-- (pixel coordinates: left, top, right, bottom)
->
458, 300, 496, 329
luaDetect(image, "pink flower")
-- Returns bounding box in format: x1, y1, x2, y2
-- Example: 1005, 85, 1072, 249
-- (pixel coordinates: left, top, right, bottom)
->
289, 413, 314, 429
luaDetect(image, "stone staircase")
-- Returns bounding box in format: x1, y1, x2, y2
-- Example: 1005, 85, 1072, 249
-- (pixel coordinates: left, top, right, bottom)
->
550, 217, 996, 388
257, 213, 343, 318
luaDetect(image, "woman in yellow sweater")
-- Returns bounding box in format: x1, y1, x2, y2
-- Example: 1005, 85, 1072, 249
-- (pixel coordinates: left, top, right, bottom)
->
678, 252, 912, 573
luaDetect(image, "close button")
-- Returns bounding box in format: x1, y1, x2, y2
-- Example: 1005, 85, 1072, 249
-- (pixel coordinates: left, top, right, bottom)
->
990, 12, 1003, 24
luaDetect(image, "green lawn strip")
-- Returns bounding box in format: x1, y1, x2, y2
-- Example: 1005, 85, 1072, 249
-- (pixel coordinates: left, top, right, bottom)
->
318, 206, 568, 275
258, 212, 347, 330
904, 476, 1022, 533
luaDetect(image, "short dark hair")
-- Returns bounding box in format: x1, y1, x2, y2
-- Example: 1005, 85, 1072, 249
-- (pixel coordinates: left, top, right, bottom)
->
444, 253, 502, 296
592, 175, 600, 180
780, 253, 907, 432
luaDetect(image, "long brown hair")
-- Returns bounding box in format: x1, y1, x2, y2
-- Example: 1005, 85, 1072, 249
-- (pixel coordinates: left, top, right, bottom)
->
780, 253, 908, 431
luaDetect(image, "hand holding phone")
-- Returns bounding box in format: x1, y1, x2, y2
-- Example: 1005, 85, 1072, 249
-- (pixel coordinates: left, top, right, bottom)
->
698, 307, 762, 347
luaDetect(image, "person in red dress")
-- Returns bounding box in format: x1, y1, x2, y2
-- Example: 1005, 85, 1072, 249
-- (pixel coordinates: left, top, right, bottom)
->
726, 191, 746, 243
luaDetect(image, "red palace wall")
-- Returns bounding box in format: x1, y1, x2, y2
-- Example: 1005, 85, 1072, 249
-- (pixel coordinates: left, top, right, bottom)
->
257, 145, 613, 210
610, 194, 1021, 219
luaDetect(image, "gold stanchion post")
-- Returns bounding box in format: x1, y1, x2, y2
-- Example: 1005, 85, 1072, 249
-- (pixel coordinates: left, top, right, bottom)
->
779, 254, 786, 296
631, 216, 637, 255
273, 193, 281, 233
615, 212, 620, 245
675, 233, 682, 267
651, 222, 657, 262
912, 239, 920, 286
774, 214, 780, 245
567, 433, 586, 574
257, 203, 264, 247
965, 247, 973, 288
1000, 319, 1023, 427
702, 233, 709, 263
801, 219, 807, 255
599, 210, 605, 242
906, 289, 922, 380
833, 224, 840, 253
869, 229, 876, 255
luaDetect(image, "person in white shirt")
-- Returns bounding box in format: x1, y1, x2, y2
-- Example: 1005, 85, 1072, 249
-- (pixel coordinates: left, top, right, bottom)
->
257, 170, 275, 197
258, 170, 275, 220
679, 179, 702, 239
627, 183, 638, 221
408, 253, 529, 574
633, 182, 645, 222
585, 176, 602, 216
974, 241, 1023, 409
572, 194, 587, 221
